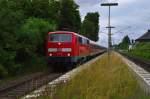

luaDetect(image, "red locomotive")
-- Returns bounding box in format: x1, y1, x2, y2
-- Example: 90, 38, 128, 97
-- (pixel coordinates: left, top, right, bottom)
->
46, 31, 105, 68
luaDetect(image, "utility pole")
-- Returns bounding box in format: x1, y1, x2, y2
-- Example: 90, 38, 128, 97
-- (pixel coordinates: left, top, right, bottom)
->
106, 26, 115, 50
101, 3, 118, 54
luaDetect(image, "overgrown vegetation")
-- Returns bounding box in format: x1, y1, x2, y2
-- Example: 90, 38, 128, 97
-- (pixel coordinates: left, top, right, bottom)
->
58, 0, 81, 32
39, 53, 150, 99
81, 12, 99, 41
116, 34, 150, 61
116, 35, 131, 50
129, 42, 150, 61
0, 0, 100, 79
0, 0, 59, 78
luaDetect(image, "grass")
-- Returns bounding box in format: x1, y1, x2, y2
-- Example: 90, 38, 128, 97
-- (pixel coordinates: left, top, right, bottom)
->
39, 52, 150, 99
129, 42, 150, 61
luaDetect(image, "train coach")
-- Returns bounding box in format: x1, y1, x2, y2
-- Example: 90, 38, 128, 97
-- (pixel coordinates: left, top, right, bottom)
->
46, 31, 105, 69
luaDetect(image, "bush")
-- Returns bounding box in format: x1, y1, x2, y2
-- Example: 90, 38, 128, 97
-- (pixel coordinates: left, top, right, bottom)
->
18, 17, 56, 54
16, 17, 57, 72
0, 17, 57, 77
0, 64, 8, 78
129, 42, 150, 60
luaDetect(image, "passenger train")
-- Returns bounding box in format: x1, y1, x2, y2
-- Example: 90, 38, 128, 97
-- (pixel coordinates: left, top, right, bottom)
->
46, 31, 106, 69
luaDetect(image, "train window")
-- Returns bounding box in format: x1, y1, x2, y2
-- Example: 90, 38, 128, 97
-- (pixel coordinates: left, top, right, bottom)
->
83, 38, 87, 44
78, 37, 89, 45
83, 38, 88, 44
78, 37, 83, 44
50, 34, 72, 42
87, 40, 90, 44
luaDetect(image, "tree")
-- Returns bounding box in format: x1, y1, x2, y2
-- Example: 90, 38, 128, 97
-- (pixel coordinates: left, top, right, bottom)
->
15, 18, 57, 72
10, 0, 60, 25
118, 35, 131, 50
0, 0, 25, 76
17, 18, 57, 61
58, 0, 81, 32
81, 20, 94, 38
81, 12, 99, 41
31, 0, 60, 21
0, 64, 8, 78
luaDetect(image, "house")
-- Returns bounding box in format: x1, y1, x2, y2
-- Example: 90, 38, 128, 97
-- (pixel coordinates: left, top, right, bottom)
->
136, 30, 150, 42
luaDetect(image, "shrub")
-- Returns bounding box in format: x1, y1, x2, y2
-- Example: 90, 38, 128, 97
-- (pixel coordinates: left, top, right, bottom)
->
18, 17, 57, 55
16, 17, 57, 72
129, 42, 150, 60
0, 64, 8, 78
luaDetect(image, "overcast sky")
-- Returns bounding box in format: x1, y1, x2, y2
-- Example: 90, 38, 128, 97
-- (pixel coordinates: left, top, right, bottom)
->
75, 0, 150, 47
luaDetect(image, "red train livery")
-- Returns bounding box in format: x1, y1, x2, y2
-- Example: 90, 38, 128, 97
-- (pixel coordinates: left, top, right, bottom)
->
46, 31, 105, 65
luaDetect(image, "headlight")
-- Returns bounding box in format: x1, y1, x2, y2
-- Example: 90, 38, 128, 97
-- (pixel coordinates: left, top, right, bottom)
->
48, 48, 57, 52
62, 48, 72, 52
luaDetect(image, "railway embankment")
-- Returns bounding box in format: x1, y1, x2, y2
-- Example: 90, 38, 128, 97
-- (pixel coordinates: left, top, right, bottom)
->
38, 52, 150, 99
23, 52, 105, 99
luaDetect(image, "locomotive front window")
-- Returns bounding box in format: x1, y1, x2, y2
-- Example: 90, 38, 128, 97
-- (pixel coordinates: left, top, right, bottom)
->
49, 34, 72, 42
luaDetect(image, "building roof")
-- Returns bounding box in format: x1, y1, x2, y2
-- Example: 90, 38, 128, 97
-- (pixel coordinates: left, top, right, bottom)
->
136, 30, 150, 42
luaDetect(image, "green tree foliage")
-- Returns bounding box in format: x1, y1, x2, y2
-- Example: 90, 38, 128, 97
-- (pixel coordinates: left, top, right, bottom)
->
14, 0, 60, 22
0, 64, 8, 78
31, 0, 60, 22
129, 42, 150, 60
18, 18, 56, 57
16, 18, 56, 71
59, 0, 81, 32
118, 35, 131, 50
0, 0, 58, 77
0, 0, 25, 76
0, 0, 24, 43
81, 12, 99, 41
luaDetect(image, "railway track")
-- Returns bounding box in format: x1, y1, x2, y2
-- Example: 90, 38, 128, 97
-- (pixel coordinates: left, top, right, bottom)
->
0, 72, 63, 99
119, 52, 150, 72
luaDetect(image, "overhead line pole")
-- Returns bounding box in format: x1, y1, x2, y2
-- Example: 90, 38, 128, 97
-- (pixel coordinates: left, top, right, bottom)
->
106, 26, 115, 50
101, 3, 118, 54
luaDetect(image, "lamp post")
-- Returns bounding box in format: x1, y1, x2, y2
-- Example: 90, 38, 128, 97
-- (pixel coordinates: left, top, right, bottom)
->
101, 3, 118, 54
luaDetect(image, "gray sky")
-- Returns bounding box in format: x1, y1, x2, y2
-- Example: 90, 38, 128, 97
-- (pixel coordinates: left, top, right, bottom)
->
75, 0, 150, 47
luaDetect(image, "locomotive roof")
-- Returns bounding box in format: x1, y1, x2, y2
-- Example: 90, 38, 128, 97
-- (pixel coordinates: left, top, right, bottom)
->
48, 31, 100, 46
49, 31, 89, 40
